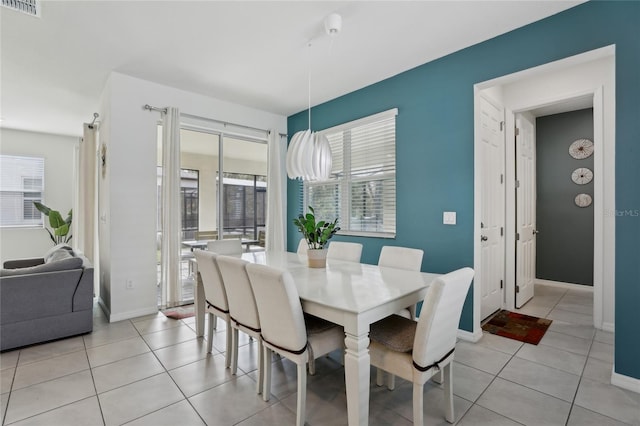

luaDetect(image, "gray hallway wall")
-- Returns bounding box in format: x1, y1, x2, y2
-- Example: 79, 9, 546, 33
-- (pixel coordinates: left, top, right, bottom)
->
536, 108, 594, 286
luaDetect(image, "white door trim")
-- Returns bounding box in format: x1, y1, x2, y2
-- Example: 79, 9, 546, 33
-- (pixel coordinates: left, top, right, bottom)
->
473, 46, 615, 337
505, 87, 606, 329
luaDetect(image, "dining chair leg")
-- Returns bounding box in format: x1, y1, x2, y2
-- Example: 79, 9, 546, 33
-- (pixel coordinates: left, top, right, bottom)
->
443, 363, 454, 423
296, 363, 307, 426
262, 347, 272, 402
376, 368, 384, 386
224, 321, 232, 368
413, 382, 424, 426
231, 327, 239, 374
206, 313, 214, 353
432, 369, 443, 384
212, 314, 218, 330
308, 358, 316, 375
256, 340, 263, 395
387, 373, 396, 390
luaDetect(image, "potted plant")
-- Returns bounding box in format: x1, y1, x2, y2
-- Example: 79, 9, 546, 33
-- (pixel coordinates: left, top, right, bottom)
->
293, 206, 340, 268
33, 202, 72, 245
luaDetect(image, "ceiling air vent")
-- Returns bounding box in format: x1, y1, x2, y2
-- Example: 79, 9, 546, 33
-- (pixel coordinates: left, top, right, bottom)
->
2, 0, 40, 17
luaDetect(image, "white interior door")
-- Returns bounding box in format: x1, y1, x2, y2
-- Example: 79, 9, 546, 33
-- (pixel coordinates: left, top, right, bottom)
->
479, 96, 505, 320
515, 113, 536, 308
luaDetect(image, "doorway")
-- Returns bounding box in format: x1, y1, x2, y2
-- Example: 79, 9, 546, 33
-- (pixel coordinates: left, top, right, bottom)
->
472, 46, 615, 338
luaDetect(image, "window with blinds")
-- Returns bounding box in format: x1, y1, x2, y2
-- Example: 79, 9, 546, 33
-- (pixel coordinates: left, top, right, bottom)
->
303, 108, 397, 238
0, 155, 45, 227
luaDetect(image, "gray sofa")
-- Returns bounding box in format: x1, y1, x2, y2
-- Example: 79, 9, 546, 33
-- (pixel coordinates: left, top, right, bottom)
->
0, 245, 94, 351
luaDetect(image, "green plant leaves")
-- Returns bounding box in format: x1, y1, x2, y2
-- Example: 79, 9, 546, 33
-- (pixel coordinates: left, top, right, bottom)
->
33, 201, 51, 215
33, 202, 72, 245
49, 210, 65, 228
292, 205, 340, 249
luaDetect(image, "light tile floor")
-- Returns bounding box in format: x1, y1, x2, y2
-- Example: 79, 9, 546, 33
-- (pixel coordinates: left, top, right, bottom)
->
1, 283, 639, 425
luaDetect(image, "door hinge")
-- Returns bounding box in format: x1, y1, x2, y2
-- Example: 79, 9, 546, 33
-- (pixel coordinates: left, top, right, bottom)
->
515, 180, 520, 188
500, 227, 504, 236
515, 127, 520, 136
500, 279, 503, 289
516, 233, 520, 241
500, 121, 505, 131
516, 285, 520, 293
500, 174, 504, 184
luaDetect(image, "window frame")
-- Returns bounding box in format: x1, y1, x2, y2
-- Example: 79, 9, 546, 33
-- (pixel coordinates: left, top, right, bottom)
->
303, 108, 398, 238
0, 155, 45, 228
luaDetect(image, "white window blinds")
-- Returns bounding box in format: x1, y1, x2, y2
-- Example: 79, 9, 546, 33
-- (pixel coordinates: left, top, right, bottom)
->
303, 108, 397, 237
0, 155, 45, 227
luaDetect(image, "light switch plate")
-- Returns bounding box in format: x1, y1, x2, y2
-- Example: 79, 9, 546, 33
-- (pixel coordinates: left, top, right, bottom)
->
443, 211, 457, 225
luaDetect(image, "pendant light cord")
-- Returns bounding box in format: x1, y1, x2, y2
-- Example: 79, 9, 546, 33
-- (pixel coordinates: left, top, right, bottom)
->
307, 40, 312, 131
308, 70, 311, 131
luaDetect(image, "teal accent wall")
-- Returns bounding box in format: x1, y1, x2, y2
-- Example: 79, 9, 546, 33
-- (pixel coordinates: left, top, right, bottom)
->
287, 1, 640, 380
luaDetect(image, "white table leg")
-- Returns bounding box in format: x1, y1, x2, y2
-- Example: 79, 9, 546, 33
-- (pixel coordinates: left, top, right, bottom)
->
344, 331, 370, 426
194, 269, 205, 338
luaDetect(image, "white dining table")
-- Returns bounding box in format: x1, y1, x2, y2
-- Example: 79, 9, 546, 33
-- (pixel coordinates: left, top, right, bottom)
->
193, 251, 439, 426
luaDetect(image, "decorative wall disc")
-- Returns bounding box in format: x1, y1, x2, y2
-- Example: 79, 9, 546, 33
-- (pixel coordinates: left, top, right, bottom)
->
574, 193, 592, 208
571, 167, 593, 185
569, 138, 594, 159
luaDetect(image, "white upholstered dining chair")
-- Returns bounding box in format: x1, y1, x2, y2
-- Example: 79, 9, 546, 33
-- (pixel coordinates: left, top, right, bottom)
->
216, 255, 264, 394
379, 245, 424, 319
374, 246, 425, 389
207, 239, 242, 255
245, 263, 345, 426
327, 241, 363, 263
368, 267, 474, 425
193, 250, 233, 367
296, 238, 307, 255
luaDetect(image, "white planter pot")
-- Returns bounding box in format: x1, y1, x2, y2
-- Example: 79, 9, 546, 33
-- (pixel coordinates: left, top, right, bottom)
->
307, 248, 327, 268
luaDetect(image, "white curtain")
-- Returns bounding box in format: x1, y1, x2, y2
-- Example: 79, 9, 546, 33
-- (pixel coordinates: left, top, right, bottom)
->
266, 131, 287, 251
74, 123, 97, 262
160, 107, 182, 307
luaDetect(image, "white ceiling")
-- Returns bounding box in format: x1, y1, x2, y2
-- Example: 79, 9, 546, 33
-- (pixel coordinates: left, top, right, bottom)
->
1, 1, 584, 138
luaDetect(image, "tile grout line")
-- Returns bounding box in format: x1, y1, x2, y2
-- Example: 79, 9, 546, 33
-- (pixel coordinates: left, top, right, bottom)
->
1, 351, 20, 426
564, 332, 595, 426
455, 334, 523, 425
84, 331, 107, 426
148, 332, 210, 426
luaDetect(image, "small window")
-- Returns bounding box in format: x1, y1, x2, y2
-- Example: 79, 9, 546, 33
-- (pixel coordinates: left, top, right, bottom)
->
303, 109, 397, 238
0, 155, 45, 227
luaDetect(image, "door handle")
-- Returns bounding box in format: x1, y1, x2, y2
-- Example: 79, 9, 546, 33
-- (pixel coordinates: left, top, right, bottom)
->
533, 229, 539, 235
481, 235, 488, 241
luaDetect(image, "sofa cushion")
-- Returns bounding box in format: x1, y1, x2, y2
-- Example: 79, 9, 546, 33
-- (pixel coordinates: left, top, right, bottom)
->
0, 256, 83, 277
44, 244, 74, 263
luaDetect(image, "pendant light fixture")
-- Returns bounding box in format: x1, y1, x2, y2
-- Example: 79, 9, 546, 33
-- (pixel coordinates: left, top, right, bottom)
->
286, 13, 342, 182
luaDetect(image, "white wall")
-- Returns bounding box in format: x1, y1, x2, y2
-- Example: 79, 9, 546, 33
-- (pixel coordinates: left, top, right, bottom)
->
0, 128, 77, 264
99, 72, 286, 322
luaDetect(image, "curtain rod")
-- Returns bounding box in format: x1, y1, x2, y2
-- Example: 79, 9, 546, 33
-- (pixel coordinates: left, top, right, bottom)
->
144, 104, 278, 137
88, 112, 99, 129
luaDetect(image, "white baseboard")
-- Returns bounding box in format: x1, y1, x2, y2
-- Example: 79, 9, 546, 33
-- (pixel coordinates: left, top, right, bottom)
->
535, 278, 593, 292
611, 367, 640, 394
601, 322, 615, 333
97, 298, 111, 318
458, 327, 483, 342
108, 306, 158, 323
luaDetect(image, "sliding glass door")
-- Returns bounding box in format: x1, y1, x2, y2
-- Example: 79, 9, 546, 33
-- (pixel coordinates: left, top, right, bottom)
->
221, 136, 267, 247
156, 126, 267, 307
